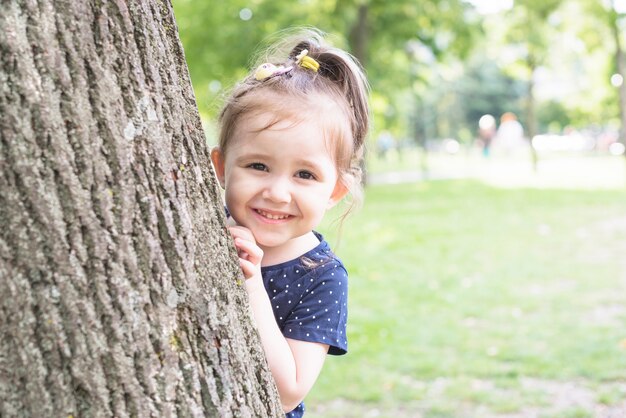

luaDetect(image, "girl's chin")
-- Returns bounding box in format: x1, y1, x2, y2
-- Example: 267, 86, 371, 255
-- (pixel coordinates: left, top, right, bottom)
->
254, 235, 289, 249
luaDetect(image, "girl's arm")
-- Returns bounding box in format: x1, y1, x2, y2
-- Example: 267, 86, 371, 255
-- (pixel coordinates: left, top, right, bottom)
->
229, 226, 329, 412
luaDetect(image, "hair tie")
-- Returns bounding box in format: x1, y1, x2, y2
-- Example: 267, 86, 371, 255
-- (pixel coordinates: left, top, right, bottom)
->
253, 49, 320, 81
296, 49, 319, 72
254, 63, 293, 81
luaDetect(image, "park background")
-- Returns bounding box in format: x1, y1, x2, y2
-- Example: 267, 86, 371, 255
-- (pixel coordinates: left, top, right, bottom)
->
172, 0, 626, 417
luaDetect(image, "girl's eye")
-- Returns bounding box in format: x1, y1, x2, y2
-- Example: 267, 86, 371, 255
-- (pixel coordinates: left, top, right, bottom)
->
248, 163, 268, 171
296, 170, 316, 180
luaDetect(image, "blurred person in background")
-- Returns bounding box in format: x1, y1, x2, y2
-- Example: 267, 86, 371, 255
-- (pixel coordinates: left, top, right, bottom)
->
478, 114, 497, 157
494, 112, 526, 155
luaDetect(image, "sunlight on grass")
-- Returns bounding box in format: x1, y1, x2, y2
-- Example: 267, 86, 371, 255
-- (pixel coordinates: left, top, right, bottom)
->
309, 176, 626, 417
366, 148, 626, 190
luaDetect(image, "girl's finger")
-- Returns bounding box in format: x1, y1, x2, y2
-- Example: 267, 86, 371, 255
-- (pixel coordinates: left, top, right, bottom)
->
239, 258, 257, 279
229, 226, 256, 243
234, 238, 263, 264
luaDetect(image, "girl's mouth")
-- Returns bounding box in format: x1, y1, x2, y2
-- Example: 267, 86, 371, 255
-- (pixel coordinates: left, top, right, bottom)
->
254, 209, 292, 221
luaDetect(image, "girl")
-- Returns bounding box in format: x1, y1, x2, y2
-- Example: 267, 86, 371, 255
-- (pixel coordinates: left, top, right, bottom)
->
210, 29, 369, 417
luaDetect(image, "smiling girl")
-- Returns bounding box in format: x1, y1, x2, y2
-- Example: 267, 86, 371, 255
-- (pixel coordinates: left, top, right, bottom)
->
210, 29, 369, 417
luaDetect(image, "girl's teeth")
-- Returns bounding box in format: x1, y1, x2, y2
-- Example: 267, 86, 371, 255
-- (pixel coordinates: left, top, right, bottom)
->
258, 210, 288, 220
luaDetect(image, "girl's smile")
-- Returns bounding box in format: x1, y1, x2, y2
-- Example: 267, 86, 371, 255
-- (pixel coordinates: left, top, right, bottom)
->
252, 208, 294, 222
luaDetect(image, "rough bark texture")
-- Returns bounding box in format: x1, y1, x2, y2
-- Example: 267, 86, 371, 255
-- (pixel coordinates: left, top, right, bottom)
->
0, 1, 282, 416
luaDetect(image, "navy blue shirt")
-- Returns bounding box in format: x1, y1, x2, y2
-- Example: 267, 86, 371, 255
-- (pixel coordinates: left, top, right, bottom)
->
261, 232, 348, 417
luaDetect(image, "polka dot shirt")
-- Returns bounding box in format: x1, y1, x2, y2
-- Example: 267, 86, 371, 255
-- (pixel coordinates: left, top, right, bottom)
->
261, 232, 349, 417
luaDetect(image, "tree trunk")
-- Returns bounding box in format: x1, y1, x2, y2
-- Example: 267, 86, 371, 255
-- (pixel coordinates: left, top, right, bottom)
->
526, 60, 539, 172
349, 3, 369, 68
0, 1, 282, 417
349, 3, 369, 185
609, 6, 626, 153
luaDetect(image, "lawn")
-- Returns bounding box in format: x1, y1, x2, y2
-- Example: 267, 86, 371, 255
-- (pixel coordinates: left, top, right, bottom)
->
308, 167, 626, 417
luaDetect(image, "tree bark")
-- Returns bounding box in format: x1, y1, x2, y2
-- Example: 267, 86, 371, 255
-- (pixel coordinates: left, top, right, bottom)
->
0, 1, 282, 417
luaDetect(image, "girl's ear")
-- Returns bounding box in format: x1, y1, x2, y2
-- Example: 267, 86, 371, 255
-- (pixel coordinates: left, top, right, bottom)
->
210, 147, 226, 188
327, 180, 349, 209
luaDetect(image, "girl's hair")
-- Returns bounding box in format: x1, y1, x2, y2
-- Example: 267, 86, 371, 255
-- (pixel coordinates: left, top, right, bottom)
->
217, 28, 370, 212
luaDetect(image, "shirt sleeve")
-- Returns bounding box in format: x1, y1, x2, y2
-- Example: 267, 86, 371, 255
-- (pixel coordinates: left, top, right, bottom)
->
281, 260, 349, 355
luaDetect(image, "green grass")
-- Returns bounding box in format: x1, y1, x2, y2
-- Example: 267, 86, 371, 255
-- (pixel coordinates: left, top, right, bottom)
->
309, 176, 626, 417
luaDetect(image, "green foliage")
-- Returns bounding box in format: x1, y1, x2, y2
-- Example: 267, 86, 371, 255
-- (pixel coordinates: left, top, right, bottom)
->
456, 57, 526, 132
536, 100, 571, 132
504, 0, 565, 62
574, 0, 626, 141
173, 0, 625, 154
172, 0, 480, 123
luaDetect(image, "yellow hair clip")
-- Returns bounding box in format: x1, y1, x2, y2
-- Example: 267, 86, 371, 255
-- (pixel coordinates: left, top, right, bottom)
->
296, 49, 320, 72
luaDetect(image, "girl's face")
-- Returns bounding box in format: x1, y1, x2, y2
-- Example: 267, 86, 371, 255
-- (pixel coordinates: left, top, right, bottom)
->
211, 111, 348, 255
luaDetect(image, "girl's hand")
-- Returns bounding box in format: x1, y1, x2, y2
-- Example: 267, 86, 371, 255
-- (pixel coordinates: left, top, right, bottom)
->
228, 225, 263, 281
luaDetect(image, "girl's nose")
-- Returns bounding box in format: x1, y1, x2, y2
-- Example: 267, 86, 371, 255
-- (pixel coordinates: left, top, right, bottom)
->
262, 176, 292, 203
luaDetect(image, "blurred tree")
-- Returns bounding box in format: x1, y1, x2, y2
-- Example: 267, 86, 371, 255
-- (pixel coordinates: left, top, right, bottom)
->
174, 0, 626, 157
501, 0, 565, 168
576, 0, 626, 151
457, 57, 526, 137
609, 1, 626, 150
173, 0, 481, 132
330, 0, 481, 143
